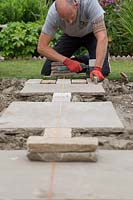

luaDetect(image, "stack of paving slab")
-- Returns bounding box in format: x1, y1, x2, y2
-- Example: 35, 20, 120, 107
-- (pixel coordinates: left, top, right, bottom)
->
27, 128, 98, 162
0, 78, 124, 162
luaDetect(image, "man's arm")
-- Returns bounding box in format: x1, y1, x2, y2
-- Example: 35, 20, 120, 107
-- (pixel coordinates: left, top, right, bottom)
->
37, 32, 66, 62
89, 17, 108, 81
94, 30, 108, 68
38, 32, 82, 73
92, 16, 108, 68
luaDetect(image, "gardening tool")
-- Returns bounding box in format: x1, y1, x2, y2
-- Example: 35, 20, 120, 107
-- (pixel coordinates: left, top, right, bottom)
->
91, 75, 99, 84
120, 72, 129, 83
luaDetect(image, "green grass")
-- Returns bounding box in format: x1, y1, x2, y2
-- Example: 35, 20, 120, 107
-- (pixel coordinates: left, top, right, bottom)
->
108, 60, 133, 81
0, 59, 132, 81
0, 60, 43, 79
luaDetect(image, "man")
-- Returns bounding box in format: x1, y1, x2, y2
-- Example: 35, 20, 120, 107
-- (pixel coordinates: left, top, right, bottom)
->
38, 0, 110, 81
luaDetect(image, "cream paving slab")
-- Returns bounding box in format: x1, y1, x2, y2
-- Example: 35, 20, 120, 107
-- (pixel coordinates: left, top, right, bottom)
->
20, 80, 105, 96
0, 150, 133, 199
56, 79, 71, 84
71, 79, 87, 84
43, 128, 72, 138
0, 101, 124, 132
52, 93, 71, 102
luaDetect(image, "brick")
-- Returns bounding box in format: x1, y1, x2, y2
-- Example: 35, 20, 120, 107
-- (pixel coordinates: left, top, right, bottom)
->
43, 128, 72, 138
27, 136, 98, 153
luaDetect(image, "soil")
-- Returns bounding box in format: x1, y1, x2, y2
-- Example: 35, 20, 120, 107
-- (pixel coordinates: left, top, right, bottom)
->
0, 78, 133, 150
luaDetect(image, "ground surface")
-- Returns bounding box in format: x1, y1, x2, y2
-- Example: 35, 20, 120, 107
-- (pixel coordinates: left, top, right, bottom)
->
0, 78, 133, 150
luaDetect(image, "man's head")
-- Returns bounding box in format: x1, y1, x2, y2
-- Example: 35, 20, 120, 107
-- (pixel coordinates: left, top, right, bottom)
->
55, 0, 78, 24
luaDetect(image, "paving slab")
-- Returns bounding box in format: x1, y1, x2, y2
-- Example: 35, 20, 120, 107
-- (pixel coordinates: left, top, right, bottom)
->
20, 79, 105, 96
0, 101, 124, 132
0, 150, 133, 199
56, 79, 71, 84
72, 79, 87, 84
127, 82, 133, 87
89, 59, 96, 67
27, 136, 98, 153
52, 93, 71, 102
44, 128, 72, 138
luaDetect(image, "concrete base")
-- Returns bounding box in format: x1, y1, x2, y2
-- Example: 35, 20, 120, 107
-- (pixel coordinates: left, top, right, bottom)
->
0, 150, 133, 199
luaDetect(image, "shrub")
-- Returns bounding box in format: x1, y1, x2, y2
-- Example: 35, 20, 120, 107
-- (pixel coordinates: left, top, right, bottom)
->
118, 0, 133, 55
0, 22, 42, 58
104, 0, 133, 55
0, 0, 51, 24
0, 0, 22, 24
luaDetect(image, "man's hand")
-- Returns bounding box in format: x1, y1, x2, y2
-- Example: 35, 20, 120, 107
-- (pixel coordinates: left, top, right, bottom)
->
90, 66, 104, 82
63, 58, 82, 72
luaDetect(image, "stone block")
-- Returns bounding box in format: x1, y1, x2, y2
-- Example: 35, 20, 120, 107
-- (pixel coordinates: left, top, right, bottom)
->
27, 136, 98, 153
27, 151, 97, 162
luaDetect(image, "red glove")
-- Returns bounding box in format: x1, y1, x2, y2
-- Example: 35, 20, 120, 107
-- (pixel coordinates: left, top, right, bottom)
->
90, 66, 104, 81
63, 58, 82, 73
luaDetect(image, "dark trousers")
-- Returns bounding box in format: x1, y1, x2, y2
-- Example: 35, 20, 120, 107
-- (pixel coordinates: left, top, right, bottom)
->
41, 32, 110, 76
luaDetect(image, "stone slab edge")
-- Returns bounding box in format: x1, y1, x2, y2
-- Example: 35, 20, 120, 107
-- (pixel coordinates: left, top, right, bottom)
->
27, 136, 98, 153
27, 151, 97, 162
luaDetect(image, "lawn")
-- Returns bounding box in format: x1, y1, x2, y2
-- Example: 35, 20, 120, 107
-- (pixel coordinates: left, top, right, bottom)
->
0, 59, 132, 81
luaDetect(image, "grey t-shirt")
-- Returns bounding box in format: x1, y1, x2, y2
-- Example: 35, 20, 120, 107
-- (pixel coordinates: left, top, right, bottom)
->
42, 0, 105, 37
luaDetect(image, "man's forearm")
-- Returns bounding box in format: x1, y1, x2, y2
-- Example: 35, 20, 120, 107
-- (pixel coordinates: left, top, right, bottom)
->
92, 16, 108, 68
38, 46, 66, 63
95, 36, 108, 68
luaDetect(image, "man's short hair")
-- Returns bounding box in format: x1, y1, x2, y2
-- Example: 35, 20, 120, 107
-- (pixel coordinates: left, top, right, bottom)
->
55, 0, 75, 6
66, 0, 75, 5
55, 0, 75, 11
